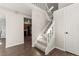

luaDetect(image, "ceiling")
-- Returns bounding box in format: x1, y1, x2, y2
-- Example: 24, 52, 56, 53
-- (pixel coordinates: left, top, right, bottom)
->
0, 3, 72, 18
0, 3, 32, 17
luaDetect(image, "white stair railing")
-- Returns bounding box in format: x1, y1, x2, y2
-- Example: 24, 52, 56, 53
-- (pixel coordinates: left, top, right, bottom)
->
45, 21, 55, 43
33, 3, 55, 54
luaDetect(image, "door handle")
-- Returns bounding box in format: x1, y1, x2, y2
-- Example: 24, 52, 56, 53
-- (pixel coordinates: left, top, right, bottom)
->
65, 32, 68, 34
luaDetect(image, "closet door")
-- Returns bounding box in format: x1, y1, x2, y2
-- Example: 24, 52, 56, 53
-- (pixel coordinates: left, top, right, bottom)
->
64, 4, 79, 55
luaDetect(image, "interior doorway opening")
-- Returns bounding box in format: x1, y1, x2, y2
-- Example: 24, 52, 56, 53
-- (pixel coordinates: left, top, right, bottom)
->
0, 16, 6, 50
24, 17, 32, 48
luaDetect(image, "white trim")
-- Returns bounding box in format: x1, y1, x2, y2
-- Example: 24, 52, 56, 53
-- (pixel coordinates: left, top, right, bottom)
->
6, 41, 24, 48
67, 51, 79, 55
55, 46, 65, 51
45, 47, 55, 55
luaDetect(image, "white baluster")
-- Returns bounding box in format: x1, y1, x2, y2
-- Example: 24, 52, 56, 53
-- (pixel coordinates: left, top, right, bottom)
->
48, 33, 50, 43
52, 27, 53, 35
50, 29, 52, 40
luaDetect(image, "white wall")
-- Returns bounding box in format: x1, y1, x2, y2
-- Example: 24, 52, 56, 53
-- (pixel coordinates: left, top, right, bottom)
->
0, 7, 28, 48
63, 4, 79, 55
54, 8, 65, 50
6, 13, 24, 48
54, 3, 73, 51
54, 3, 74, 51
32, 6, 49, 46
58, 3, 72, 9
54, 4, 79, 54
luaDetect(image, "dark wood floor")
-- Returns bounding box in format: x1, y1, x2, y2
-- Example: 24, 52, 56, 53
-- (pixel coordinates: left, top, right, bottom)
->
48, 48, 77, 56
0, 36, 77, 56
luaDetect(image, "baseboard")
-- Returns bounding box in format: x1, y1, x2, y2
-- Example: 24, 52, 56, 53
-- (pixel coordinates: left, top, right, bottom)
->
55, 47, 79, 55
55, 46, 65, 51
45, 46, 65, 54
6, 42, 24, 48
45, 47, 55, 55
66, 50, 79, 55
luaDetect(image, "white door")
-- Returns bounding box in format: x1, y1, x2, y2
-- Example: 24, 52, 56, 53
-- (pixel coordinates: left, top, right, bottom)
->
64, 4, 79, 55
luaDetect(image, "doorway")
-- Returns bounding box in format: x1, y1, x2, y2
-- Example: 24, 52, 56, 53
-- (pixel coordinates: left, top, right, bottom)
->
0, 16, 6, 50
24, 17, 32, 48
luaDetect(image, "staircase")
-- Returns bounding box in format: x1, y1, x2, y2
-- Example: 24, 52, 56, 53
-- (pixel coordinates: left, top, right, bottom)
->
33, 3, 55, 55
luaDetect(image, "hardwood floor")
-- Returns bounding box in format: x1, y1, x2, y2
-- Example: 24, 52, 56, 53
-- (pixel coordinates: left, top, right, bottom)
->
47, 48, 77, 56
0, 37, 77, 56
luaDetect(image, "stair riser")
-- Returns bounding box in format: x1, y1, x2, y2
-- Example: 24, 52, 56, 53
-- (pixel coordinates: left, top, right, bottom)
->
35, 43, 46, 52
37, 40, 47, 47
